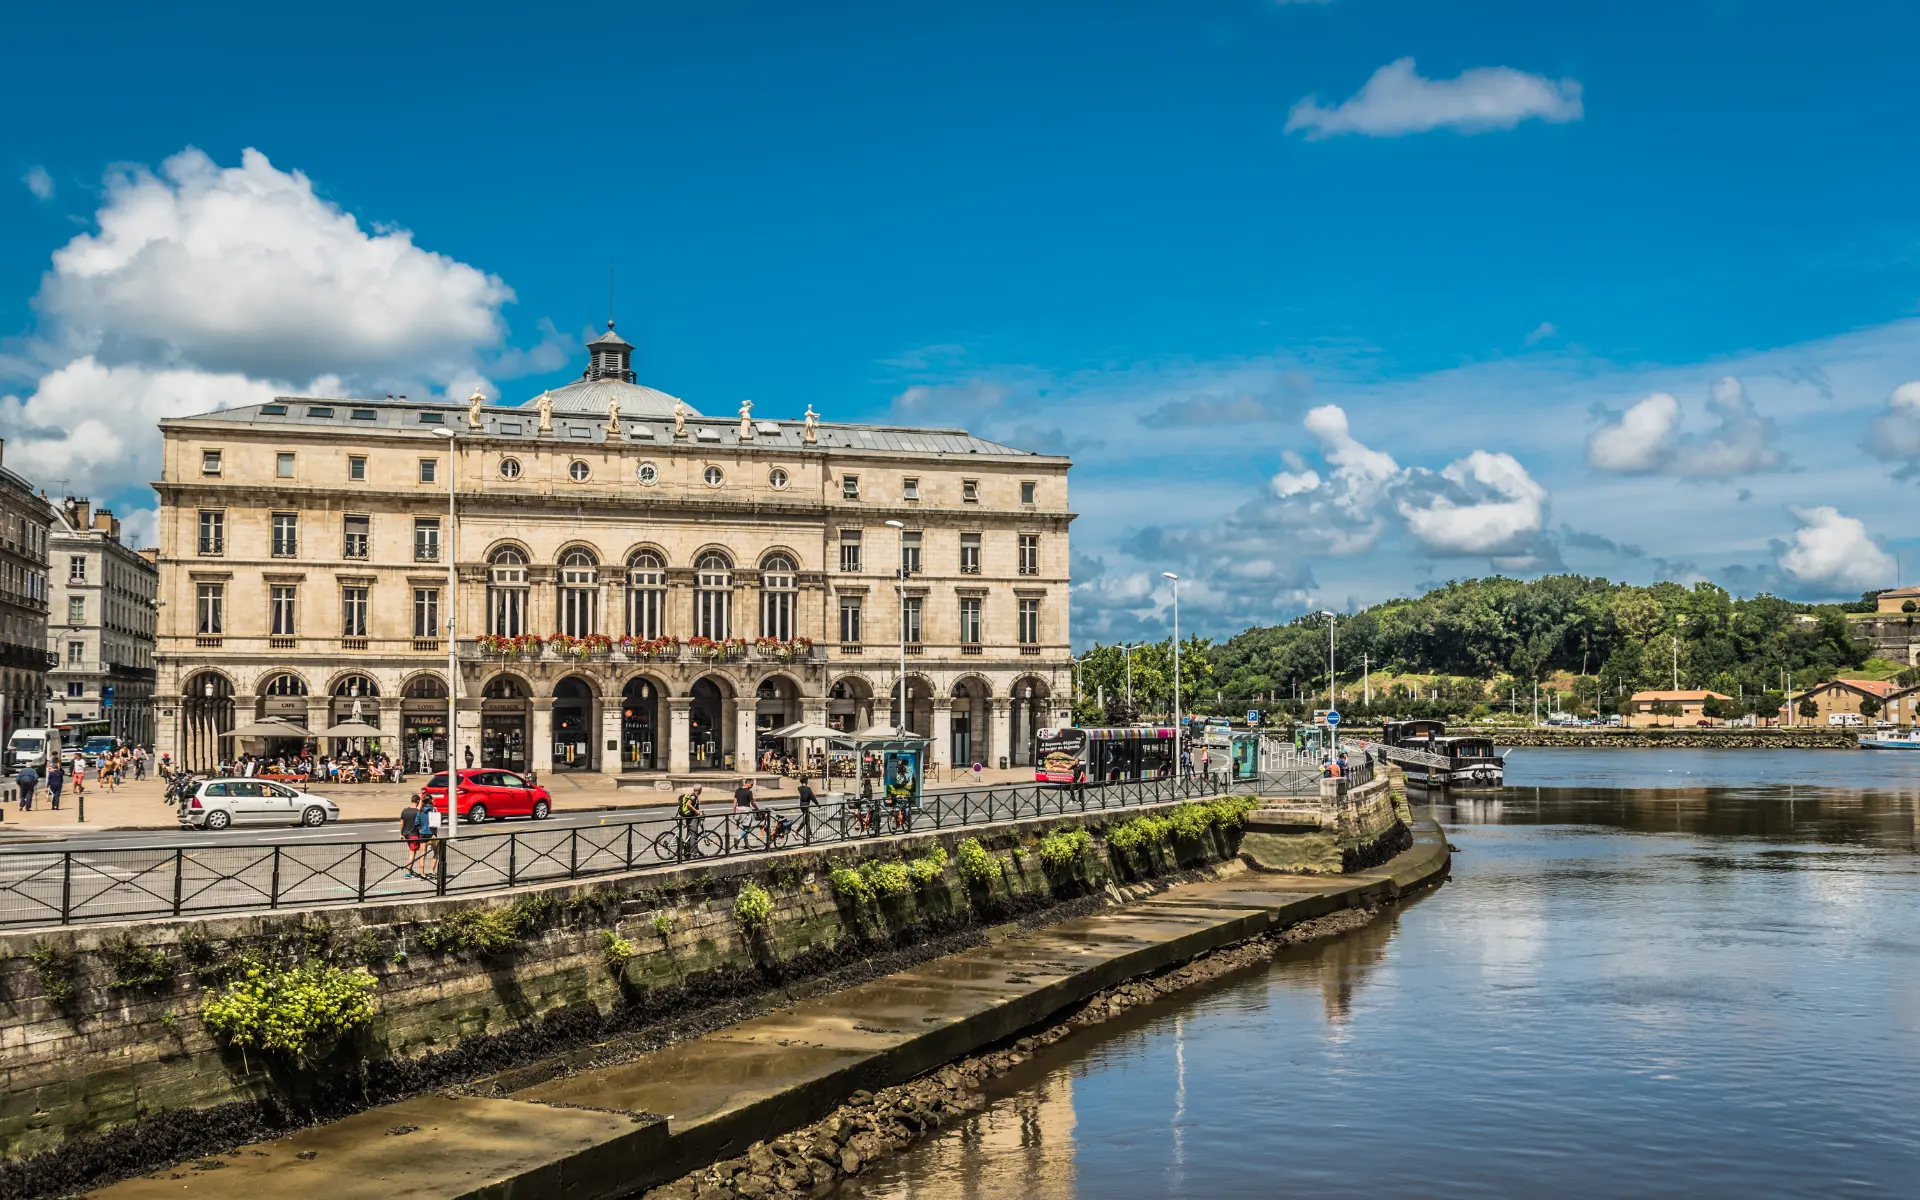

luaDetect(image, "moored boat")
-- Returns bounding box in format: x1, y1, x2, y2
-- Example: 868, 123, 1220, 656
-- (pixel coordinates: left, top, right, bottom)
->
1860, 730, 1920, 749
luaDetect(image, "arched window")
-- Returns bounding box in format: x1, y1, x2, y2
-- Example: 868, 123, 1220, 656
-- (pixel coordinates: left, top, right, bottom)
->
263, 672, 308, 696
559, 548, 600, 637
488, 547, 528, 637
760, 553, 796, 641
695, 552, 732, 639
626, 550, 665, 639
333, 674, 379, 698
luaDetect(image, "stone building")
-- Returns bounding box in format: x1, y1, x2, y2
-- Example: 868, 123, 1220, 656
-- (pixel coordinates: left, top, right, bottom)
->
154, 325, 1073, 774
47, 499, 158, 745
0, 440, 56, 742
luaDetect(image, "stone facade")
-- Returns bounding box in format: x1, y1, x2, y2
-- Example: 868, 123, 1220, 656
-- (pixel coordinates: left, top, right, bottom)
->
47, 499, 158, 746
152, 331, 1073, 775
0, 439, 56, 744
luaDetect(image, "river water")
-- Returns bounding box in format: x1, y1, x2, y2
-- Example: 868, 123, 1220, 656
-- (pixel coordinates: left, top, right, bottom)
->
831, 749, 1920, 1198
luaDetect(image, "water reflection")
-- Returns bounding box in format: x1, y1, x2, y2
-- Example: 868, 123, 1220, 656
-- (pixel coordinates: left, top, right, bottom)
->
835, 756, 1920, 1198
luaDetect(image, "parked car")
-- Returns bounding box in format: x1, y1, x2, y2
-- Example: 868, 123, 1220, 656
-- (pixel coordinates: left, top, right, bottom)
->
178, 778, 340, 830
417, 769, 552, 824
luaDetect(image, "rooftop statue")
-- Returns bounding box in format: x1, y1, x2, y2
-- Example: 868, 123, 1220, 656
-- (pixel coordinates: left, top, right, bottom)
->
674, 396, 691, 438
468, 390, 485, 429
739, 398, 754, 440
536, 390, 554, 432
606, 395, 621, 435
803, 404, 819, 444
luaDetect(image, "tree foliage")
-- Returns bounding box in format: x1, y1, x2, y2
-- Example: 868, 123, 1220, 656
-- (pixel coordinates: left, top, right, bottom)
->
1129, 575, 1872, 716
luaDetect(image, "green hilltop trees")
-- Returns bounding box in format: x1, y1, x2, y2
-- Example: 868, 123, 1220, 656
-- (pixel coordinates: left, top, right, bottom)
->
1080, 576, 1875, 721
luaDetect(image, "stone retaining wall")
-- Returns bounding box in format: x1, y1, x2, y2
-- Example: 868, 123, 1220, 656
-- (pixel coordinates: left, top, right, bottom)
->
0, 799, 1253, 1174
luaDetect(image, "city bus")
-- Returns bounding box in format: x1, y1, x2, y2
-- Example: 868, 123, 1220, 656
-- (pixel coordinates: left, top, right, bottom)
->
1033, 726, 1177, 784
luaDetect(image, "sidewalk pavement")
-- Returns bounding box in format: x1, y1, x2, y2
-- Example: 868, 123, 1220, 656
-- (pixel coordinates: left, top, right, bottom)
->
0, 766, 1045, 835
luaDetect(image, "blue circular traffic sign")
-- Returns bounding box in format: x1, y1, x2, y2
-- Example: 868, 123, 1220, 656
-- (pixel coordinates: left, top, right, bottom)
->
1326, 710, 1341, 727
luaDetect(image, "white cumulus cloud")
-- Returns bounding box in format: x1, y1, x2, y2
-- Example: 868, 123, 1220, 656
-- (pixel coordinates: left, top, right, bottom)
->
35, 147, 512, 385
1285, 57, 1584, 139
1397, 450, 1550, 557
0, 357, 277, 496
1774, 506, 1895, 596
1585, 376, 1783, 477
1867, 380, 1920, 466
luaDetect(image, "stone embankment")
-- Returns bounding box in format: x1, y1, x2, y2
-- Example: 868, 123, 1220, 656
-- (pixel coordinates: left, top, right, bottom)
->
77, 821, 1450, 1200
1339, 726, 1859, 749
0, 796, 1263, 1197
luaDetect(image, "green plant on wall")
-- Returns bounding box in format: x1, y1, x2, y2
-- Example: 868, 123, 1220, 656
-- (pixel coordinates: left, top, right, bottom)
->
416, 894, 553, 957
102, 932, 170, 992
734, 883, 774, 931
954, 838, 997, 888
907, 845, 949, 886
600, 929, 636, 972
651, 911, 676, 938
29, 940, 77, 1005
200, 956, 376, 1055
829, 863, 873, 903
1036, 828, 1092, 874
860, 860, 911, 899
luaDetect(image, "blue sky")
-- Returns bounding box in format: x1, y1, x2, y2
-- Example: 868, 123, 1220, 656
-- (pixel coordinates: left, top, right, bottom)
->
7, 1, 1920, 643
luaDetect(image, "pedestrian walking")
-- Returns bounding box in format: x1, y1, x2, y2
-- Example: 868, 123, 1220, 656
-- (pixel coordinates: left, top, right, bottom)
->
401, 797, 425, 878
797, 774, 815, 837
421, 802, 443, 880
15, 765, 36, 810
71, 756, 86, 800
133, 746, 147, 780
102, 757, 119, 793
45, 761, 63, 811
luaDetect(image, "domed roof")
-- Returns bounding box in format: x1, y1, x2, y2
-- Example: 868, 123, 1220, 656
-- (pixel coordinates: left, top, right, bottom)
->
536, 376, 694, 417
522, 319, 700, 418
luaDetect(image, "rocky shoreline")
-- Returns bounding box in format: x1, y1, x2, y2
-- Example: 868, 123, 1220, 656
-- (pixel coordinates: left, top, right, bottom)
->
637, 905, 1389, 1200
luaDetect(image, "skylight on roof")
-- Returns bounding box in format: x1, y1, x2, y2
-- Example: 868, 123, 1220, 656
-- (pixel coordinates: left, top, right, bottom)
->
307, 406, 334, 418
419, 412, 443, 424
498, 421, 522, 435
260, 404, 287, 415
351, 409, 377, 420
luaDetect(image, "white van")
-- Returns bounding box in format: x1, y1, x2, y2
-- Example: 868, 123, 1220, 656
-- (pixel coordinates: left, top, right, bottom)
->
1828, 712, 1862, 727
5, 728, 53, 769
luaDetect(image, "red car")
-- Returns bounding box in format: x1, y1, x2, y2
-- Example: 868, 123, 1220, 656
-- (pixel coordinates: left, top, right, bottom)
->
418, 768, 552, 824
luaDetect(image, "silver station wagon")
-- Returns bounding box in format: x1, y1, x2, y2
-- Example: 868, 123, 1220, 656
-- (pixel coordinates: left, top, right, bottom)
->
178, 778, 341, 830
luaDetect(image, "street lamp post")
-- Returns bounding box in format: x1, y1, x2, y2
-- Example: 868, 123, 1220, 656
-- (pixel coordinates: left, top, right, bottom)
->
1319, 610, 1337, 749
884, 520, 909, 733
1162, 573, 1181, 777
431, 427, 459, 846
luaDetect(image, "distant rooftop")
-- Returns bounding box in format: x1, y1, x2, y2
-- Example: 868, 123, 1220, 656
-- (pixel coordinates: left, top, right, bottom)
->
161, 325, 1056, 459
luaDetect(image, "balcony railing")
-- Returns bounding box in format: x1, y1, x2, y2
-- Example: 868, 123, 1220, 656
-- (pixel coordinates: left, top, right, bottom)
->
454, 638, 829, 666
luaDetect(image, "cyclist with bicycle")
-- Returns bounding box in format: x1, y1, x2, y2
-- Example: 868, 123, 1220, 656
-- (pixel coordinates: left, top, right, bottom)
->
675, 786, 705, 857
734, 778, 770, 849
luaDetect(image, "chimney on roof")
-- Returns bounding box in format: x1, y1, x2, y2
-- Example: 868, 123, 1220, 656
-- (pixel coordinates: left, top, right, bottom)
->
65, 498, 90, 531
93, 508, 118, 538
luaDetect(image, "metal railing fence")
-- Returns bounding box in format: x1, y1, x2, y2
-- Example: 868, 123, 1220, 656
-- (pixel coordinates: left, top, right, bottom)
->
0, 775, 1223, 930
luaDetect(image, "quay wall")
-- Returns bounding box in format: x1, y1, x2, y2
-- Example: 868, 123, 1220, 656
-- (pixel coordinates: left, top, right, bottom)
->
0, 797, 1262, 1179
1337, 726, 1859, 749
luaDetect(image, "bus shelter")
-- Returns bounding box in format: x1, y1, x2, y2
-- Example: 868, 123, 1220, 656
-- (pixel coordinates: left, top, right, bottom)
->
834, 725, 929, 810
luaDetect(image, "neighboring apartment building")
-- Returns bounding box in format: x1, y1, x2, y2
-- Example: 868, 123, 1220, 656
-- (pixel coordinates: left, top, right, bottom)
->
0, 440, 56, 742
153, 325, 1074, 773
48, 499, 159, 746
1780, 677, 1910, 726
1624, 689, 1733, 728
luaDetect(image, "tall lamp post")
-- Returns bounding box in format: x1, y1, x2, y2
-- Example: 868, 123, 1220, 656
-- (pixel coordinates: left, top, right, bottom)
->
883, 519, 910, 732
1162, 573, 1181, 777
1319, 610, 1337, 750
431, 427, 460, 846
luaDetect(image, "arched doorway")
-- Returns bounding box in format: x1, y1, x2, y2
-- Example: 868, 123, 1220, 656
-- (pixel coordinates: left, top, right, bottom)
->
329, 674, 380, 753
621, 677, 661, 770
181, 672, 234, 771
689, 676, 728, 769
950, 677, 990, 768
553, 676, 596, 771
887, 675, 933, 736
754, 674, 802, 765
1011, 677, 1052, 767
256, 672, 311, 759
402, 674, 450, 773
828, 676, 873, 733
481, 675, 530, 771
